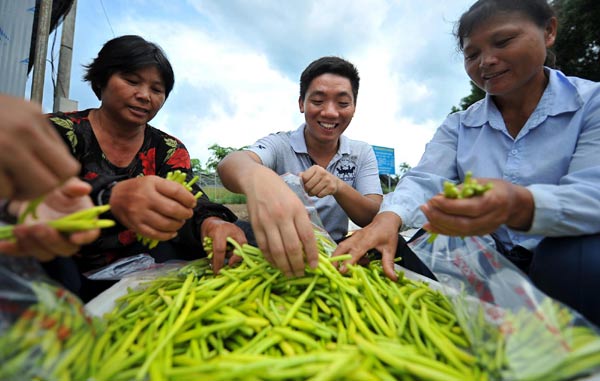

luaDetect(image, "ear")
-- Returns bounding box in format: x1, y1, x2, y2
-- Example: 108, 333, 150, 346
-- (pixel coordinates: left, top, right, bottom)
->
544, 17, 558, 48
298, 96, 305, 113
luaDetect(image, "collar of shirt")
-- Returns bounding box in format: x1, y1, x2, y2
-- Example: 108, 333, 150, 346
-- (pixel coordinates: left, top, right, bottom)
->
462, 68, 583, 137
289, 123, 351, 156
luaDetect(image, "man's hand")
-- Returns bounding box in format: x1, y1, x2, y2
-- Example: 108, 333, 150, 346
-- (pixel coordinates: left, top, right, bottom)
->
0, 94, 80, 200
110, 176, 197, 240
0, 178, 99, 261
300, 165, 340, 198
245, 168, 319, 278
333, 212, 402, 280
200, 217, 247, 274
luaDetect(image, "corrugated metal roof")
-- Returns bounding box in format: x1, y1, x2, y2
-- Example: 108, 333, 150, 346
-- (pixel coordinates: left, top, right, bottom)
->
0, 0, 36, 97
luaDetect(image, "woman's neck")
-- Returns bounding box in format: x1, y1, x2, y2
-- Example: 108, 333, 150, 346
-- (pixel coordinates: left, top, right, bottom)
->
89, 108, 146, 167
90, 108, 145, 140
494, 69, 549, 138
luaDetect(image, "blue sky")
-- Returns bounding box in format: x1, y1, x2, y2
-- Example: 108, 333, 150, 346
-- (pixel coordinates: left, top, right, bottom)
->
35, 0, 475, 170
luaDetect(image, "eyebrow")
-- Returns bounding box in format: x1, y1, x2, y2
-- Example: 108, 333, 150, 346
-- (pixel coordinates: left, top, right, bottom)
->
308, 90, 353, 99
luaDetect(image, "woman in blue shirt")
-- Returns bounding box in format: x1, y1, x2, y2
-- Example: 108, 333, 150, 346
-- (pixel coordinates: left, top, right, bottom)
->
335, 0, 600, 326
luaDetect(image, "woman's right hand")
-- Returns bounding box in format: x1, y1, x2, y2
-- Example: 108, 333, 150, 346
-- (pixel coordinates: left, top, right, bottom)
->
109, 176, 197, 240
333, 211, 402, 281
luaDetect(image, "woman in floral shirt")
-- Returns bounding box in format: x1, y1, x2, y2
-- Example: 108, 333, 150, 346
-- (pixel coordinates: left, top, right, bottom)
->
44, 35, 246, 300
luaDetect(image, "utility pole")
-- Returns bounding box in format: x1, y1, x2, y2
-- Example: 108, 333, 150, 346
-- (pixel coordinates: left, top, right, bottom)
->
54, 0, 77, 112
30, 0, 53, 105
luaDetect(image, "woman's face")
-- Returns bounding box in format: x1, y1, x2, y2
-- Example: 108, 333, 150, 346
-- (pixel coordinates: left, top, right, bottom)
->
462, 12, 557, 98
100, 66, 166, 126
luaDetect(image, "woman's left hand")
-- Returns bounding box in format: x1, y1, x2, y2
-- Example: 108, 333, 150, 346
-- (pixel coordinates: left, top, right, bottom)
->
0, 178, 100, 261
201, 217, 247, 274
420, 178, 534, 237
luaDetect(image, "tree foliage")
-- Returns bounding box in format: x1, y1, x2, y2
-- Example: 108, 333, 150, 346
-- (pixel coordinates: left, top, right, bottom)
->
379, 162, 412, 193
552, 0, 600, 81
205, 144, 247, 171
190, 158, 203, 176
398, 162, 412, 177
451, 81, 486, 113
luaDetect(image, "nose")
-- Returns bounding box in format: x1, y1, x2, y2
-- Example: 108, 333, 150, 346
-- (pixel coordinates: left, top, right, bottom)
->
479, 49, 498, 68
136, 86, 151, 103
321, 101, 339, 117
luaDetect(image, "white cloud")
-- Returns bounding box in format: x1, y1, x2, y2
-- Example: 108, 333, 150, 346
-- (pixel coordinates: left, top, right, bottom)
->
44, 0, 476, 171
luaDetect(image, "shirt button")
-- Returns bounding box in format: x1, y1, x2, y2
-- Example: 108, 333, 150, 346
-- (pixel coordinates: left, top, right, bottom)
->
511, 149, 518, 155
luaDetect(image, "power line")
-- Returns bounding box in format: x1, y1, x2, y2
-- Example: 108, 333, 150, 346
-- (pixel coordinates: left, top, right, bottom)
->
99, 0, 115, 36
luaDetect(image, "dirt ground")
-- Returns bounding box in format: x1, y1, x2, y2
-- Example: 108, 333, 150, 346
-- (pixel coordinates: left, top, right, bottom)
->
224, 204, 249, 221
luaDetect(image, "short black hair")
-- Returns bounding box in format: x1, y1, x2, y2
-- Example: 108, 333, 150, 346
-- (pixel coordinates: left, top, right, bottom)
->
299, 56, 360, 104
83, 35, 175, 100
455, 0, 556, 50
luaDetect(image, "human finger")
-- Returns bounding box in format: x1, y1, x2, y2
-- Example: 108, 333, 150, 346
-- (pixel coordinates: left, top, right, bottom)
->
0, 170, 15, 199
210, 235, 228, 274
279, 222, 307, 277
68, 228, 101, 247
252, 222, 275, 267
134, 212, 182, 241
296, 216, 318, 270
155, 178, 198, 209
12, 224, 79, 260
263, 224, 295, 277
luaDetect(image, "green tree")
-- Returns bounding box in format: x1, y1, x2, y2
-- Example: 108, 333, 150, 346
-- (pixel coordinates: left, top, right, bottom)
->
205, 144, 247, 171
398, 162, 412, 177
552, 0, 600, 81
190, 158, 203, 176
451, 81, 486, 113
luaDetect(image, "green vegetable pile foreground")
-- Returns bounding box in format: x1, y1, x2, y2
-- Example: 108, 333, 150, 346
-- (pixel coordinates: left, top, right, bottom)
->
91, 237, 479, 381
1, 233, 599, 380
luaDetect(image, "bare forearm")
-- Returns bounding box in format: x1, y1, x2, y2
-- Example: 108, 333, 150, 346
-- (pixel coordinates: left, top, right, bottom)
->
217, 151, 263, 194
334, 180, 382, 227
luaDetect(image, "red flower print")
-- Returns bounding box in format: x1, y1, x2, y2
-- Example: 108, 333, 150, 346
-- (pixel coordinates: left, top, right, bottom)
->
83, 171, 98, 180
118, 230, 137, 245
139, 148, 156, 175
166, 148, 191, 169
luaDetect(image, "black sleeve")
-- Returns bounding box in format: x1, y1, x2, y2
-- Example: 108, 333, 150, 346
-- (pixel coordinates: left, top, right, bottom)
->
173, 191, 238, 252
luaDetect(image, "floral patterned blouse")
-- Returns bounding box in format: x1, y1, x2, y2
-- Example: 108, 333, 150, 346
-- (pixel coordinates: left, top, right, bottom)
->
48, 109, 236, 272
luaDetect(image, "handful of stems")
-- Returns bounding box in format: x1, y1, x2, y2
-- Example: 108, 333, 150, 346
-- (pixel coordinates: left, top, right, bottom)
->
0, 201, 115, 241
136, 170, 204, 249
427, 171, 493, 243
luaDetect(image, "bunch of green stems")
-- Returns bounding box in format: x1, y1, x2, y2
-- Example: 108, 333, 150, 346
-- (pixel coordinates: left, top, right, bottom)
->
137, 170, 203, 249
90, 235, 482, 381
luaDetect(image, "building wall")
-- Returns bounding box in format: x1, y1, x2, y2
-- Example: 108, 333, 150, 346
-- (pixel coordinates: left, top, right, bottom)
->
0, 0, 36, 97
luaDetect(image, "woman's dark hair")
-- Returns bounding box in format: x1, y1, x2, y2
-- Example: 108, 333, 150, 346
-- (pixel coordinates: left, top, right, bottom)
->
454, 0, 556, 50
299, 56, 360, 104
83, 35, 175, 100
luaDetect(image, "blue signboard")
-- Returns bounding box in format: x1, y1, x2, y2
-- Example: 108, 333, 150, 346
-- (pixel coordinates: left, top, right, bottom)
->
372, 145, 395, 175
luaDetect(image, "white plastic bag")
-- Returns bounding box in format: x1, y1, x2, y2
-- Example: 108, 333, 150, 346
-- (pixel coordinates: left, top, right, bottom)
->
410, 233, 600, 381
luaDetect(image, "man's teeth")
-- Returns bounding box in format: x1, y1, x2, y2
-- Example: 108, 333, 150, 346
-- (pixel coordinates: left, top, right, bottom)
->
320, 122, 336, 129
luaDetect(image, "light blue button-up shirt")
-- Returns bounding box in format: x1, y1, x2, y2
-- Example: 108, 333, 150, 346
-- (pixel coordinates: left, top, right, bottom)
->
382, 68, 600, 250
